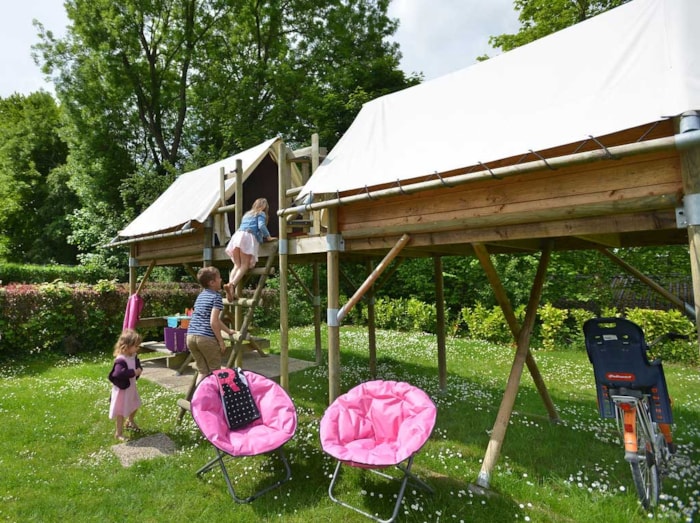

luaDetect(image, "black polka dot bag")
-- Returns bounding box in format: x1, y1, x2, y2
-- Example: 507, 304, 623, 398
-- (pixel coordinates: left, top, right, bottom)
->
215, 368, 261, 430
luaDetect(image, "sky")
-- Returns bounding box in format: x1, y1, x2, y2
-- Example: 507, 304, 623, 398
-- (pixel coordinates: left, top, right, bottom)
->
0, 0, 520, 98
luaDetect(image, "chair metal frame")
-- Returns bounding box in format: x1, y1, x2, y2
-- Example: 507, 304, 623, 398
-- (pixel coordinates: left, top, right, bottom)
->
196, 446, 292, 503
327, 454, 434, 523
320, 380, 436, 523
190, 371, 296, 504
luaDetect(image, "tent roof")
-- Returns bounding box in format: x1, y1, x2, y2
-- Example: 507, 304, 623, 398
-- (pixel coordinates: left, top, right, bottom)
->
300, 0, 700, 198
119, 138, 279, 238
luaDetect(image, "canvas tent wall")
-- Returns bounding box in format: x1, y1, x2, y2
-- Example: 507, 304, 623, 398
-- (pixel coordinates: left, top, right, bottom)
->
112, 137, 308, 272
118, 137, 281, 247
298, 0, 700, 200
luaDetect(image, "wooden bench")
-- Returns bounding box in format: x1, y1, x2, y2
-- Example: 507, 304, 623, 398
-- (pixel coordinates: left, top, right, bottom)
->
139, 340, 190, 371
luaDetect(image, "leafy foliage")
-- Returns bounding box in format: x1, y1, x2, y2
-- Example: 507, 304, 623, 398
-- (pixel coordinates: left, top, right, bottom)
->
0, 93, 73, 263
489, 0, 631, 52
30, 0, 416, 266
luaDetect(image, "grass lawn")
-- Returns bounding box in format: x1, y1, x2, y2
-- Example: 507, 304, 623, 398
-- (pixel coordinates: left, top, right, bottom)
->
1, 325, 698, 522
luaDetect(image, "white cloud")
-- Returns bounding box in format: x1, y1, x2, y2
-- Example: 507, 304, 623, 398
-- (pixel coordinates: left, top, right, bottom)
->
388, 0, 520, 80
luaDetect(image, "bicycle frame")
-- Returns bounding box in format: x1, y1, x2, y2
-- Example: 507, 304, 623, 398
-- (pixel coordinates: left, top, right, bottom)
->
611, 392, 654, 463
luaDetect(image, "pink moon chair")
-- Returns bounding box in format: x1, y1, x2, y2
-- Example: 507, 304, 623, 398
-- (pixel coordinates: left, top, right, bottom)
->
320, 380, 437, 523
190, 371, 297, 503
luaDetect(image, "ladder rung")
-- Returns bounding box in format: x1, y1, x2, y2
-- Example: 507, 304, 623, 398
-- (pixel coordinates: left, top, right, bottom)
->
223, 297, 255, 306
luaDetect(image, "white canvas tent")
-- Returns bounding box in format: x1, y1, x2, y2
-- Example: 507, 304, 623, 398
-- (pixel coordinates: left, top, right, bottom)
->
119, 137, 280, 239
299, 0, 700, 199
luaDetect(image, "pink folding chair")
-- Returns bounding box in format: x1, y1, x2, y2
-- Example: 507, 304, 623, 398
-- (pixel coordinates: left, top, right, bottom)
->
320, 380, 437, 523
190, 371, 297, 503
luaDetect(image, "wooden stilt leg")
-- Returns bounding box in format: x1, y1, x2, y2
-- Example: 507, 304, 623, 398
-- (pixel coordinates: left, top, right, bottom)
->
474, 240, 553, 490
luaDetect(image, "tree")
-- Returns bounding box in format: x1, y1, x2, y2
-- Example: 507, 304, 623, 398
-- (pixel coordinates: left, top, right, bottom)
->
490, 0, 630, 52
0, 92, 74, 264
33, 0, 415, 267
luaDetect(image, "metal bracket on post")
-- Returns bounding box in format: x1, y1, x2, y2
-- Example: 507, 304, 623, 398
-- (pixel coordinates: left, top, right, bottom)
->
327, 308, 339, 327
313, 295, 321, 307
680, 110, 700, 134
679, 193, 700, 228
326, 234, 345, 252
278, 239, 288, 255
128, 257, 139, 268
203, 247, 213, 261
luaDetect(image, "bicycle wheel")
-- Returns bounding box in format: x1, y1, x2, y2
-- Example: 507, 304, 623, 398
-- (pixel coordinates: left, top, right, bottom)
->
628, 403, 660, 508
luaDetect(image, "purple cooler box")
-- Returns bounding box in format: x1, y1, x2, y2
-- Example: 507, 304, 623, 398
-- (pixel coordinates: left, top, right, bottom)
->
164, 327, 188, 352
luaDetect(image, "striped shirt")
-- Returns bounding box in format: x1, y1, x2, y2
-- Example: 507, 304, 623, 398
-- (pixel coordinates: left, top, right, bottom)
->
187, 289, 223, 338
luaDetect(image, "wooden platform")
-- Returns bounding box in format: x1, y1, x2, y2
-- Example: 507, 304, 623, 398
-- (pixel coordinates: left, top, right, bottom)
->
139, 351, 316, 395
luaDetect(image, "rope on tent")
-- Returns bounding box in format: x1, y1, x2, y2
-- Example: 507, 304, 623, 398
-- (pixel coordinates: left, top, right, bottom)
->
395, 179, 408, 195
478, 161, 502, 180
636, 120, 662, 142
528, 149, 557, 170
588, 135, 618, 159
433, 170, 454, 187
364, 185, 377, 200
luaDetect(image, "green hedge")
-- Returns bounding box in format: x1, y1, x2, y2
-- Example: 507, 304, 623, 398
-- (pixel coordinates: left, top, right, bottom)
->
2, 280, 697, 366
0, 281, 200, 356
457, 302, 698, 365
0, 262, 122, 284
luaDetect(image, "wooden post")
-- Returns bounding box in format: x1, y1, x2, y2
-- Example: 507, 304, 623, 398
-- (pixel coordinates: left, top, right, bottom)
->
129, 244, 138, 295
366, 260, 377, 379
474, 240, 553, 490
234, 158, 243, 330
277, 141, 290, 389
311, 133, 321, 235
327, 207, 341, 403
434, 256, 447, 391
472, 243, 559, 422
677, 113, 700, 354
313, 262, 322, 364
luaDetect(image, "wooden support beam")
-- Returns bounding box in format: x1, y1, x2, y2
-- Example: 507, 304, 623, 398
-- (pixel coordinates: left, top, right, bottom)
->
475, 240, 553, 490
366, 260, 377, 379
337, 234, 411, 323
327, 208, 341, 404
289, 266, 314, 300
182, 263, 198, 282
313, 262, 323, 365
473, 243, 559, 422
678, 119, 700, 350
597, 247, 694, 319
434, 256, 447, 391
135, 260, 156, 296
278, 142, 290, 390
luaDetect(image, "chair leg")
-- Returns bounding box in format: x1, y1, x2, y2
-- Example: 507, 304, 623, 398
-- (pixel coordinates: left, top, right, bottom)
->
328, 455, 432, 523
199, 447, 292, 504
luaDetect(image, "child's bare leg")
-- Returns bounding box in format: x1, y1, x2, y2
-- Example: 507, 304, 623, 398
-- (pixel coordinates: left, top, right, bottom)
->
126, 410, 140, 431
115, 415, 126, 440
231, 252, 252, 288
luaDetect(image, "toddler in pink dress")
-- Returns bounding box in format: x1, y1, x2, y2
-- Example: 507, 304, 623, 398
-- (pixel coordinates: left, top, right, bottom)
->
108, 329, 143, 440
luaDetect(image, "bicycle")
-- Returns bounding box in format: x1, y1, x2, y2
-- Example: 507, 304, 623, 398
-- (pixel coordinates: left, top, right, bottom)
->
583, 317, 686, 509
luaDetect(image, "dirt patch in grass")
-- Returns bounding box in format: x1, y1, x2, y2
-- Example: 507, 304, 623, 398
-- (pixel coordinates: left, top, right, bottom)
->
111, 433, 176, 467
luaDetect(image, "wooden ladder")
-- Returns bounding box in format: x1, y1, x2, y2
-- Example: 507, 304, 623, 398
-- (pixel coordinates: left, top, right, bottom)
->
223, 243, 278, 367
